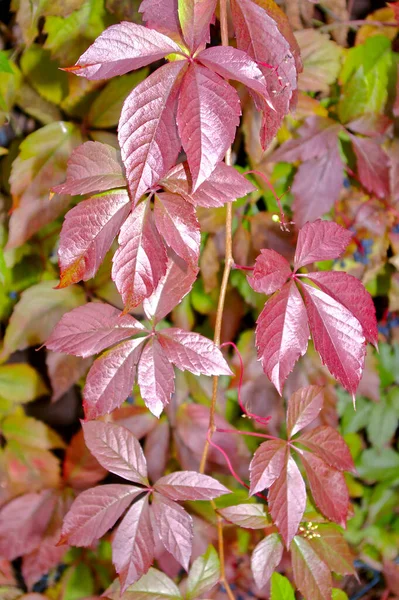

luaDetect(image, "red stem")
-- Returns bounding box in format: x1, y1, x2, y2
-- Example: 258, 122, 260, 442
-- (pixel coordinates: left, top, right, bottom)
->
244, 169, 292, 231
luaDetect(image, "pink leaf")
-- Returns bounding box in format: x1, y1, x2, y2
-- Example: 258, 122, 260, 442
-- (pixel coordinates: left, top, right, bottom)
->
286, 385, 324, 438
112, 201, 167, 310
350, 134, 390, 198
291, 536, 332, 600
22, 536, 67, 590
177, 63, 241, 190
294, 220, 352, 271
145, 419, 170, 483
154, 193, 200, 265
118, 61, 186, 204
59, 484, 142, 546
268, 454, 306, 548
112, 495, 154, 591
198, 46, 273, 108
46, 351, 91, 403
56, 191, 130, 287
255, 281, 309, 394
307, 271, 378, 347
82, 421, 148, 485
161, 161, 256, 207
139, 0, 181, 40
249, 439, 287, 496
83, 338, 146, 420
251, 533, 284, 590
247, 249, 291, 294
52, 142, 125, 196
270, 116, 342, 163
70, 22, 182, 79
219, 504, 269, 529
154, 471, 230, 501
178, 0, 217, 52
300, 282, 366, 396
300, 451, 349, 527
292, 145, 344, 227
296, 426, 355, 473
151, 492, 193, 570
137, 337, 175, 417
143, 249, 199, 323
46, 302, 144, 358
157, 328, 232, 376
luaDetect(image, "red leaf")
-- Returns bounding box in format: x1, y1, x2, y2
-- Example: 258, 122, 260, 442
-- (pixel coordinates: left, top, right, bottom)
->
82, 421, 148, 485
309, 524, 356, 576
157, 328, 232, 376
70, 22, 182, 79
307, 271, 378, 347
118, 61, 186, 204
247, 249, 291, 294
52, 142, 125, 196
154, 471, 230, 501
154, 193, 200, 265
268, 453, 306, 547
137, 337, 175, 417
112, 201, 167, 310
286, 385, 324, 438
270, 116, 342, 163
300, 282, 366, 396
46, 303, 144, 358
46, 351, 91, 403
299, 451, 349, 527
198, 46, 273, 108
83, 338, 146, 419
177, 63, 241, 190
219, 503, 269, 529
292, 145, 344, 227
161, 161, 256, 207
251, 533, 284, 590
291, 536, 332, 600
255, 281, 309, 394
143, 250, 199, 323
296, 426, 355, 473
59, 484, 142, 546
249, 439, 287, 496
56, 191, 130, 287
350, 134, 390, 198
112, 495, 154, 591
294, 220, 352, 271
22, 536, 67, 590
63, 430, 107, 490
178, 0, 217, 52
139, 0, 181, 40
145, 419, 170, 482
151, 492, 193, 570
0, 491, 56, 560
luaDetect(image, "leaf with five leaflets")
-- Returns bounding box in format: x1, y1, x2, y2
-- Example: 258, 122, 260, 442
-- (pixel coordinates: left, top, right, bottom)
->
178, 0, 216, 52
154, 193, 200, 265
291, 536, 332, 600
286, 385, 324, 438
251, 533, 284, 590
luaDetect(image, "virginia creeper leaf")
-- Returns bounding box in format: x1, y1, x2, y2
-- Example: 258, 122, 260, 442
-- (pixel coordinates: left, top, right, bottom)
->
294, 220, 352, 270
178, 0, 216, 52
70, 22, 182, 79
112, 201, 167, 310
82, 421, 148, 485
247, 249, 291, 294
219, 504, 269, 529
186, 545, 220, 599
154, 471, 230, 501
118, 61, 186, 204
286, 385, 324, 438
268, 453, 306, 547
270, 572, 295, 600
151, 492, 193, 570
157, 328, 232, 376
137, 337, 175, 417
251, 533, 284, 590
308, 524, 355, 576
255, 281, 309, 394
300, 282, 366, 396
139, 0, 181, 41
350, 134, 390, 198
52, 142, 126, 196
59, 484, 142, 546
63, 430, 107, 490
46, 352, 91, 403
249, 439, 287, 495
83, 338, 146, 419
296, 426, 355, 473
177, 63, 241, 190
105, 568, 182, 599
291, 536, 332, 600
154, 193, 200, 265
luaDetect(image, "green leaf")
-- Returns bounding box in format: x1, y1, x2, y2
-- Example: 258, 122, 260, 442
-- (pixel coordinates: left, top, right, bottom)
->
0, 364, 48, 405
20, 45, 68, 105
270, 573, 295, 600
332, 590, 349, 600
367, 397, 398, 449
2, 407, 65, 449
187, 546, 220, 600
0, 52, 13, 74
357, 448, 399, 483
88, 70, 149, 129
63, 563, 95, 600
377, 343, 399, 387
15, 82, 62, 125
104, 569, 182, 599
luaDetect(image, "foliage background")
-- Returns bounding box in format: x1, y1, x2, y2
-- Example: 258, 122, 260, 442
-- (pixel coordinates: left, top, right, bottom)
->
0, 0, 398, 599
